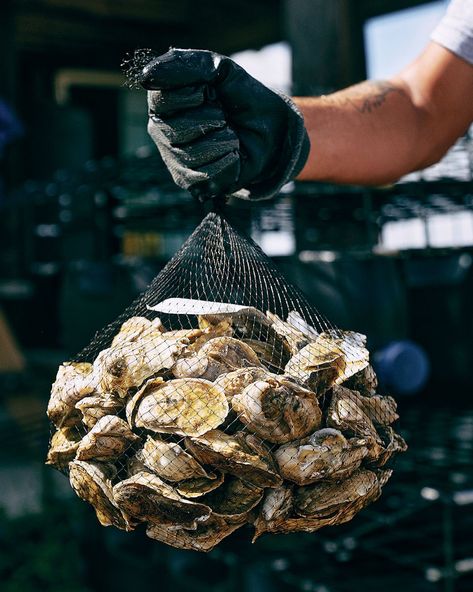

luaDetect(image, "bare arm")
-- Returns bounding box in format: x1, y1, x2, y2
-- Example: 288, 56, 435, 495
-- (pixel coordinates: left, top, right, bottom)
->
295, 42, 473, 185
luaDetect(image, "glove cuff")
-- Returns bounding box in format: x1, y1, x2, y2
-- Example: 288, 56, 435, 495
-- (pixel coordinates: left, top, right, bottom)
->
232, 92, 310, 201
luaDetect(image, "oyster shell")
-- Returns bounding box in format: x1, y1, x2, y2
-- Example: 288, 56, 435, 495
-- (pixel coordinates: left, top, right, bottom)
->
359, 395, 399, 426
241, 339, 288, 373
176, 472, 225, 498
113, 470, 211, 528
75, 393, 123, 429
111, 316, 164, 347
319, 330, 369, 382
343, 364, 378, 396
191, 318, 233, 352
94, 334, 186, 397
214, 367, 271, 400
146, 514, 243, 552
368, 426, 407, 467
69, 460, 133, 530
254, 469, 389, 538
294, 468, 382, 519
275, 428, 369, 485
161, 328, 204, 342
327, 386, 382, 444
186, 429, 282, 488
287, 311, 320, 339
202, 476, 263, 524
199, 308, 292, 370
172, 336, 261, 381
266, 311, 310, 354
48, 362, 97, 428
46, 427, 81, 468
138, 436, 210, 482
284, 342, 346, 396
252, 484, 294, 541
130, 378, 229, 437
76, 415, 140, 461
231, 376, 322, 443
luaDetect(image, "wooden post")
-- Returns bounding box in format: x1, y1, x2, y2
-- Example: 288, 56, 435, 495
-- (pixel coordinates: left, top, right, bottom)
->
285, 0, 367, 95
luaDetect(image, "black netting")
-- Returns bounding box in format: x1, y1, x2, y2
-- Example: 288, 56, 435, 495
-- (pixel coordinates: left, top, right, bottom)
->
46, 211, 406, 551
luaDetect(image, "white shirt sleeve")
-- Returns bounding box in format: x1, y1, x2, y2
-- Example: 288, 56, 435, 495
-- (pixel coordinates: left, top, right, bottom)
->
431, 0, 473, 65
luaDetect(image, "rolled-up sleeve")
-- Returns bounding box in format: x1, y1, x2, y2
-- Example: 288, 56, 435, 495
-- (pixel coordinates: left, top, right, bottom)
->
431, 0, 473, 65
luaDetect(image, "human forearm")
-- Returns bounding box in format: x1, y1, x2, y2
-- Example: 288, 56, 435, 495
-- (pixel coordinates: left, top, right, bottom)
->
294, 43, 473, 185
294, 79, 433, 185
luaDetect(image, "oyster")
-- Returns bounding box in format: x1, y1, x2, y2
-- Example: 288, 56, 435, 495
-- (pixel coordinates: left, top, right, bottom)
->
214, 367, 271, 400
327, 386, 381, 444
359, 395, 399, 426
76, 415, 140, 461
202, 476, 263, 524
186, 429, 282, 488
113, 470, 211, 528
254, 469, 389, 538
231, 376, 322, 443
191, 318, 233, 352
252, 484, 294, 541
46, 427, 81, 468
111, 316, 164, 347
266, 311, 310, 354
241, 339, 288, 373
161, 328, 204, 342
48, 362, 97, 428
94, 334, 186, 397
138, 436, 210, 482
284, 342, 346, 396
275, 428, 369, 485
75, 393, 123, 429
173, 336, 261, 381
294, 469, 383, 520
344, 364, 378, 396
368, 426, 407, 467
176, 472, 225, 498
286, 311, 320, 339
146, 514, 243, 552
130, 378, 229, 437
319, 330, 369, 382
69, 460, 133, 530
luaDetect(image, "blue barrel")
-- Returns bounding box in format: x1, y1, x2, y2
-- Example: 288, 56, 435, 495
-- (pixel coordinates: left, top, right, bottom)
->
373, 340, 430, 395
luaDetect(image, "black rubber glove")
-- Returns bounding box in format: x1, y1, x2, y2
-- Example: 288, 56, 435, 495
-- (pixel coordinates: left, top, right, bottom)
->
137, 48, 310, 201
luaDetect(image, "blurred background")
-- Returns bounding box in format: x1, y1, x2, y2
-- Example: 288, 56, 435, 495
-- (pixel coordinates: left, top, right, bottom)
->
1, 0, 473, 591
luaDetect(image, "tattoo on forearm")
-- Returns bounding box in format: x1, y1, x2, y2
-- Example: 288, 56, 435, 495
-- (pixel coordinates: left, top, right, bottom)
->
325, 81, 407, 114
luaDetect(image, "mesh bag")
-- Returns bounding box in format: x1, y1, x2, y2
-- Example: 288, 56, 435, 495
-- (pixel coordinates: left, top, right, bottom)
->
46, 211, 407, 551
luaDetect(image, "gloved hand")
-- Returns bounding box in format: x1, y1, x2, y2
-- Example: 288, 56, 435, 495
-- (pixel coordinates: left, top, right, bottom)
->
136, 48, 310, 201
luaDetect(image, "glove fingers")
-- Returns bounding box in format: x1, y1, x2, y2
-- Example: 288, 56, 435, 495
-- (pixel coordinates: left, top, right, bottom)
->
189, 153, 241, 199
150, 128, 239, 169
149, 106, 227, 145
148, 86, 205, 116
162, 149, 240, 195
141, 48, 219, 90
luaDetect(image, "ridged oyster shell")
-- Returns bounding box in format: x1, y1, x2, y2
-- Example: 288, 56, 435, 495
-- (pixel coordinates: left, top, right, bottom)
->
46, 427, 81, 469
48, 362, 97, 428
231, 376, 322, 443
275, 428, 369, 485
69, 460, 133, 530
186, 429, 282, 488
113, 470, 211, 528
137, 436, 210, 482
146, 514, 243, 552
127, 378, 228, 437
173, 336, 261, 381
75, 415, 140, 461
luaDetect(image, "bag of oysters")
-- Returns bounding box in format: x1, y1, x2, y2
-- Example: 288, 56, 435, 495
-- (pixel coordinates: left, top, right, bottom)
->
46, 211, 407, 552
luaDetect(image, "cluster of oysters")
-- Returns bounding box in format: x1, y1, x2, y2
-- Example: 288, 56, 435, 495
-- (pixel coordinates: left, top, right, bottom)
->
46, 305, 407, 552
